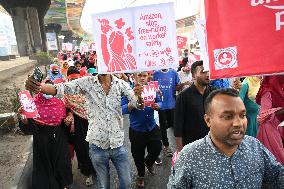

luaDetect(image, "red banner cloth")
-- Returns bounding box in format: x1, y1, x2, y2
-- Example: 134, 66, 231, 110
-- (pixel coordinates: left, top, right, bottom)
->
205, 0, 284, 79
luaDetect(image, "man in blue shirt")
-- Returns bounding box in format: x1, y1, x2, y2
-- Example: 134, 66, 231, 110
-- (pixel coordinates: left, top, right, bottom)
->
122, 72, 162, 188
210, 78, 230, 89
168, 88, 284, 189
153, 69, 181, 157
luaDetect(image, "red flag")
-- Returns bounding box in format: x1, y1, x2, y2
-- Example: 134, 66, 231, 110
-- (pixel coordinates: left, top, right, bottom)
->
205, 0, 284, 79
176, 36, 188, 49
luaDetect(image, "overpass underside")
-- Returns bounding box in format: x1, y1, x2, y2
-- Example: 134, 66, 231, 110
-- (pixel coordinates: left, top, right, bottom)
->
0, 0, 51, 56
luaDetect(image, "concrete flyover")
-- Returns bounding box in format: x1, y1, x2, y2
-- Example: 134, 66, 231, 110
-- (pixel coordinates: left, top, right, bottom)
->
0, 0, 51, 56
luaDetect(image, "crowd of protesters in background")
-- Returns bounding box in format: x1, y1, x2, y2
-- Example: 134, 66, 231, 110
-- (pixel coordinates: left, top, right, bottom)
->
20, 47, 284, 189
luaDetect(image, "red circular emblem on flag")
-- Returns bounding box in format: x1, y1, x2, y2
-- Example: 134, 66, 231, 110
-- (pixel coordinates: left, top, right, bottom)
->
214, 46, 238, 70
217, 52, 234, 65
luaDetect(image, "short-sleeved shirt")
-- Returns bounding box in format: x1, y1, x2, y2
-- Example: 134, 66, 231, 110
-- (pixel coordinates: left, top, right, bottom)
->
177, 70, 192, 93
210, 79, 230, 89
121, 92, 162, 132
153, 69, 180, 110
55, 75, 137, 149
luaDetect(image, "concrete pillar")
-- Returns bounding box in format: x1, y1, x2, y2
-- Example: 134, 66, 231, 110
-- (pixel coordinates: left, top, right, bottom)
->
26, 7, 42, 52
10, 7, 43, 56
10, 7, 31, 56
38, 15, 47, 52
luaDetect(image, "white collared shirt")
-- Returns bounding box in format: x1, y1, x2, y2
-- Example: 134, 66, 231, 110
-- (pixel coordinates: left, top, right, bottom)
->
55, 75, 137, 149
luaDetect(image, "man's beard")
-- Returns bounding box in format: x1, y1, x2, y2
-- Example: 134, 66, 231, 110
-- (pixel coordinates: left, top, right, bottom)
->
197, 78, 209, 86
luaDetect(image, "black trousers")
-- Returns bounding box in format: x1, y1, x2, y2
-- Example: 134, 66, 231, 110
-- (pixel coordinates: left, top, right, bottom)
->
158, 109, 174, 147
129, 127, 162, 177
72, 114, 95, 176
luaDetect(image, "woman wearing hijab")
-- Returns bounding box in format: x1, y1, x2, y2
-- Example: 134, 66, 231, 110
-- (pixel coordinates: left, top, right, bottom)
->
239, 76, 261, 137
64, 66, 95, 186
48, 64, 64, 82
61, 61, 69, 79
256, 75, 284, 164
87, 67, 97, 76
18, 80, 73, 189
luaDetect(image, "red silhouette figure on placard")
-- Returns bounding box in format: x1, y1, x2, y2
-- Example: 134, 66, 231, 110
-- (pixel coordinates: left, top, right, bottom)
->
99, 19, 112, 68
125, 27, 134, 40
98, 18, 136, 72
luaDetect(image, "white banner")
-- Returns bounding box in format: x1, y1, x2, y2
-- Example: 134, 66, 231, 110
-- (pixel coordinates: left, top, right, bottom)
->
0, 12, 17, 55
194, 19, 209, 71
91, 2, 178, 74
46, 32, 58, 51
80, 45, 89, 54
62, 43, 73, 51
90, 42, 96, 51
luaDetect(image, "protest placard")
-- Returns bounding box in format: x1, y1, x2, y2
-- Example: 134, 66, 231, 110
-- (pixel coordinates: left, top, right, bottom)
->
90, 42, 96, 51
18, 90, 38, 118
62, 43, 73, 51
46, 32, 58, 51
148, 81, 159, 91
92, 2, 178, 74
142, 83, 158, 107
80, 45, 89, 54
176, 36, 187, 49
204, 0, 284, 79
188, 52, 201, 66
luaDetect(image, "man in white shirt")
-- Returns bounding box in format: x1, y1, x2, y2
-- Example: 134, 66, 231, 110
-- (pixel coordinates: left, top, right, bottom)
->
25, 74, 144, 189
177, 57, 193, 94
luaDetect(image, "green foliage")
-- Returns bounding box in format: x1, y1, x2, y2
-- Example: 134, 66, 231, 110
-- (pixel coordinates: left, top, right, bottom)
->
35, 51, 53, 64
10, 85, 21, 113
35, 51, 51, 60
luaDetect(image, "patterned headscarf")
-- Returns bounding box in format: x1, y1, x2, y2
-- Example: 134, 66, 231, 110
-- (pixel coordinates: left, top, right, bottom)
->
64, 94, 88, 119
33, 93, 66, 126
64, 67, 88, 119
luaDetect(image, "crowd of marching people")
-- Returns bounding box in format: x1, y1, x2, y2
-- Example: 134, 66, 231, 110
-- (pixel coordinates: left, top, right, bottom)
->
20, 48, 284, 189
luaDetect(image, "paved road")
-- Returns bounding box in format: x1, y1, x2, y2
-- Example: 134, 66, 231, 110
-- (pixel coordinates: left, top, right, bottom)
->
3, 58, 175, 188
72, 115, 176, 189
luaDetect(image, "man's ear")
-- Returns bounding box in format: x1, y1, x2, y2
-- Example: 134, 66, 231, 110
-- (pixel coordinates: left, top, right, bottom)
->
204, 114, 211, 128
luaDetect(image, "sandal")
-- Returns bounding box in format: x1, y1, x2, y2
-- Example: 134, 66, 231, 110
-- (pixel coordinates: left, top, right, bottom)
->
136, 177, 145, 188
85, 175, 94, 186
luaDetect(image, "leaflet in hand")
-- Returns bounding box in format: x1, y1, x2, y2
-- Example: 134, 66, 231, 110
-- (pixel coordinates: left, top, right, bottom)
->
142, 82, 159, 107
18, 90, 38, 118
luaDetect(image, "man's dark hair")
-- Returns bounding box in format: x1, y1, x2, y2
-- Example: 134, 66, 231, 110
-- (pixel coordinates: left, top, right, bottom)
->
74, 60, 81, 66
191, 60, 203, 75
67, 66, 80, 76
73, 57, 79, 61
177, 57, 189, 72
63, 54, 67, 60
45, 79, 54, 85
204, 88, 239, 114
182, 57, 188, 67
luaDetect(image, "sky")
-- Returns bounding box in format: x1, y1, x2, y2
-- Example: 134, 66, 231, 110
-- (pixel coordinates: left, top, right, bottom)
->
80, 0, 201, 34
